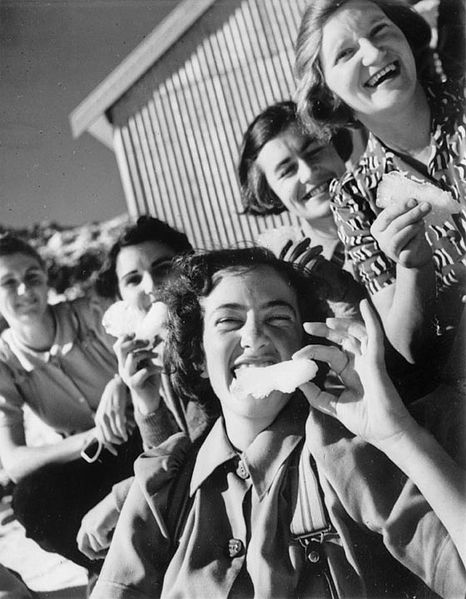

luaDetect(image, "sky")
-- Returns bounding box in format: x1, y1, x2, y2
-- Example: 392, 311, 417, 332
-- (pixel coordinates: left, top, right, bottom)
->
0, 0, 180, 229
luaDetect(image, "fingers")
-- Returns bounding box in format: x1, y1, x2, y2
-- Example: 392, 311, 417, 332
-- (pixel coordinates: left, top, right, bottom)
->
285, 237, 310, 260
95, 417, 126, 446
77, 529, 110, 560
324, 317, 366, 342
298, 380, 337, 417
372, 199, 431, 233
304, 322, 362, 355
359, 299, 385, 362
294, 344, 360, 390
279, 237, 323, 270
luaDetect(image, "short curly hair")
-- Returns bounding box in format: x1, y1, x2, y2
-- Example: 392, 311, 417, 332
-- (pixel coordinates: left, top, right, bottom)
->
160, 246, 329, 408
238, 101, 352, 216
0, 234, 45, 270
294, 0, 433, 139
95, 215, 192, 299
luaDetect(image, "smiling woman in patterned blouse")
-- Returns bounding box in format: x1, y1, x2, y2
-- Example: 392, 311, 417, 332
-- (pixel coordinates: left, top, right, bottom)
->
294, 0, 465, 397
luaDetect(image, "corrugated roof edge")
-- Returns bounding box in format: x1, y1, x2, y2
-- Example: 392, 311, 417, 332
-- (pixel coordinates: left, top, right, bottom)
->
69, 0, 216, 141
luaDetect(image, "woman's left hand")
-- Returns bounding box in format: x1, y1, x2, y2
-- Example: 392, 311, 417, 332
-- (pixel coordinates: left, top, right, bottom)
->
94, 375, 134, 447
113, 334, 163, 415
370, 199, 432, 268
294, 300, 415, 449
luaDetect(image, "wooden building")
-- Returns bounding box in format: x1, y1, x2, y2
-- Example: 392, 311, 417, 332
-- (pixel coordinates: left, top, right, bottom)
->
70, 0, 308, 249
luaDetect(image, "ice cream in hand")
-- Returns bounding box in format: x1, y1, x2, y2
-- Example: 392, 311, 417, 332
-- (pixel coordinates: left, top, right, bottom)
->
230, 358, 318, 399
102, 300, 168, 343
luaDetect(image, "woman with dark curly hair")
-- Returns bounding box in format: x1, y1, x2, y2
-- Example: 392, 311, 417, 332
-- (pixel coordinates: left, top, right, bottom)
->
92, 247, 465, 599
77, 216, 212, 562
294, 0, 466, 377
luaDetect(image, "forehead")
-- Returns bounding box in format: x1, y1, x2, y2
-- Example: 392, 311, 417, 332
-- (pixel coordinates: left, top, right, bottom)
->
116, 241, 176, 275
202, 266, 299, 314
0, 252, 44, 275
321, 0, 387, 43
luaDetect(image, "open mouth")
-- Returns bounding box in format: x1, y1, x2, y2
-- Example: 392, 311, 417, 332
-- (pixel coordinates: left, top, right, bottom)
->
300, 181, 330, 203
231, 360, 275, 379
365, 61, 400, 88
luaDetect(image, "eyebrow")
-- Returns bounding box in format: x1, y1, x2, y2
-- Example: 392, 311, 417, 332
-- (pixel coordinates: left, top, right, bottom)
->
0, 267, 43, 284
120, 256, 173, 280
273, 155, 294, 174
330, 14, 386, 60
299, 140, 324, 157
212, 300, 298, 315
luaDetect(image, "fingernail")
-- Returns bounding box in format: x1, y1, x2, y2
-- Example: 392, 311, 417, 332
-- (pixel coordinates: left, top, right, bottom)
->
407, 198, 418, 208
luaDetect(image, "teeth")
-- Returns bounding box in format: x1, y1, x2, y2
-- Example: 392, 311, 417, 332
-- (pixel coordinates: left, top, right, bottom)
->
302, 182, 328, 201
366, 63, 396, 87
234, 362, 274, 372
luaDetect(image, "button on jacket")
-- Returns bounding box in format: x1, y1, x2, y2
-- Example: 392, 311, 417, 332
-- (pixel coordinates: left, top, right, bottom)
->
92, 393, 466, 599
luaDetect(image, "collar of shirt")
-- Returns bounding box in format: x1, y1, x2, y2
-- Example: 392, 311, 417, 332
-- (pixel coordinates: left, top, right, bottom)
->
190, 395, 308, 500
4, 302, 77, 370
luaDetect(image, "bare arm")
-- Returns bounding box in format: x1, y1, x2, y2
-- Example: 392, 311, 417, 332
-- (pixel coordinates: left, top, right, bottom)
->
298, 300, 466, 566
0, 422, 96, 482
370, 199, 436, 362
371, 260, 436, 362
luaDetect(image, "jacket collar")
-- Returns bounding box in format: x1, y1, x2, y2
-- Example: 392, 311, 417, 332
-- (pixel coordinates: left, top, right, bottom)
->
190, 395, 308, 500
3, 302, 79, 371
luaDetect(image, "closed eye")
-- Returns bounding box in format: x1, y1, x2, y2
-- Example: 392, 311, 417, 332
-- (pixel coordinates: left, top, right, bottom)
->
371, 23, 388, 38
266, 314, 294, 326
277, 163, 297, 179
216, 317, 244, 331
0, 278, 17, 288
335, 46, 354, 63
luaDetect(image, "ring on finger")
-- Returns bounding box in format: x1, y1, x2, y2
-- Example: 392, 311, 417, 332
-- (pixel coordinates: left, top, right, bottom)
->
335, 353, 350, 376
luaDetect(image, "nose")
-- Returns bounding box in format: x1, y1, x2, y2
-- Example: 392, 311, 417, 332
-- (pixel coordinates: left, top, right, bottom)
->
359, 38, 382, 66
297, 158, 316, 185
16, 282, 27, 296
240, 314, 267, 351
141, 271, 157, 299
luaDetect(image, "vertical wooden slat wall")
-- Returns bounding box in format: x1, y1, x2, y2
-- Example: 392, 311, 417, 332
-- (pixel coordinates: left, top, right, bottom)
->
109, 0, 307, 250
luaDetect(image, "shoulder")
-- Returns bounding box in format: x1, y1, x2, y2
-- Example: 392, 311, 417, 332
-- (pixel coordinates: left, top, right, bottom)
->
57, 294, 111, 334
331, 135, 385, 206
134, 432, 193, 497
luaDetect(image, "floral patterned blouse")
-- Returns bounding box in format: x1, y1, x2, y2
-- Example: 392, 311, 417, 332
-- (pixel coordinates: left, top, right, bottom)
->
330, 80, 466, 309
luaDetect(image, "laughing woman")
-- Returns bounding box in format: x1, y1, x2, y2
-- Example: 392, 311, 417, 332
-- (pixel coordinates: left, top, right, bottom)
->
92, 248, 465, 599
294, 0, 466, 383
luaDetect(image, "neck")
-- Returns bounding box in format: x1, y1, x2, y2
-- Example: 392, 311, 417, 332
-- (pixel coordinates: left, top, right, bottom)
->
302, 215, 338, 239
223, 412, 275, 452
359, 83, 431, 155
12, 307, 55, 351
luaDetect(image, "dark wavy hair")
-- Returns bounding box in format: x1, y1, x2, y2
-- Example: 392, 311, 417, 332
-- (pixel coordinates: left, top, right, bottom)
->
294, 0, 433, 139
238, 100, 352, 215
0, 234, 45, 270
160, 246, 329, 409
95, 216, 192, 299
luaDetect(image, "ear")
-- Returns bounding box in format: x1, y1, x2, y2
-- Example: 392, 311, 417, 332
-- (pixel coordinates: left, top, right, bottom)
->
200, 362, 209, 379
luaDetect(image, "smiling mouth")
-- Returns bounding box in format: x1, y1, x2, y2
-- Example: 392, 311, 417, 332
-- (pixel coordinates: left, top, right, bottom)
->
300, 181, 330, 203
231, 360, 275, 379
365, 61, 400, 88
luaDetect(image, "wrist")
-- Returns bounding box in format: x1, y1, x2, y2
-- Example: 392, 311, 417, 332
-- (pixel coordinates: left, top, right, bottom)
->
376, 419, 425, 463
132, 390, 161, 415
